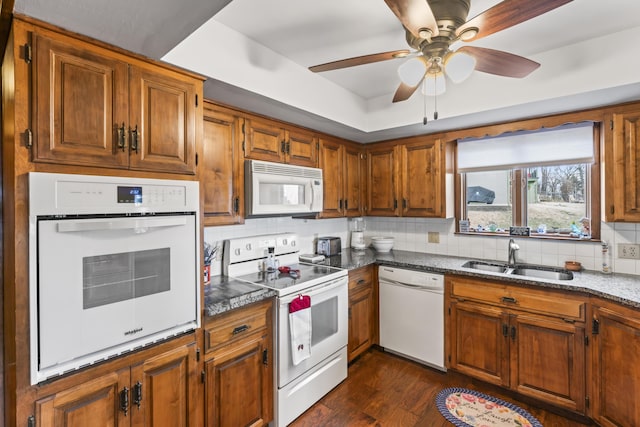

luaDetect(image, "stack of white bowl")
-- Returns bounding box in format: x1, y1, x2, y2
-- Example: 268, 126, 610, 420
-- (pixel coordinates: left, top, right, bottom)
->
371, 236, 394, 252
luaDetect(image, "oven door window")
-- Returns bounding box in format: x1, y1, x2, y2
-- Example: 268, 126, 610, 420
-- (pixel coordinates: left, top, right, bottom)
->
83, 248, 170, 309
311, 296, 338, 346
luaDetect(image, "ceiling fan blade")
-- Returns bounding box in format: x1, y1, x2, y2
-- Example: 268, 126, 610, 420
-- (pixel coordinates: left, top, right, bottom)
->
309, 50, 411, 73
384, 0, 439, 39
457, 46, 540, 78
392, 79, 423, 103
456, 0, 572, 42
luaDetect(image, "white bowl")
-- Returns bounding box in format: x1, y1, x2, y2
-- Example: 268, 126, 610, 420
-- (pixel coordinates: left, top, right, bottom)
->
371, 236, 394, 252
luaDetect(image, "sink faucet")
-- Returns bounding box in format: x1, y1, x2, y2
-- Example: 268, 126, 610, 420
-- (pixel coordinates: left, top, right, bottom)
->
508, 238, 520, 266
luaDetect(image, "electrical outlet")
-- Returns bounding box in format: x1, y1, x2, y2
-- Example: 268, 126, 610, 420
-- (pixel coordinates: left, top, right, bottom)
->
618, 243, 640, 259
428, 232, 440, 244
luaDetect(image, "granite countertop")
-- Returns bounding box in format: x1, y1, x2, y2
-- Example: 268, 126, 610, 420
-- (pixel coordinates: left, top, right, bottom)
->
204, 248, 640, 318
326, 248, 640, 309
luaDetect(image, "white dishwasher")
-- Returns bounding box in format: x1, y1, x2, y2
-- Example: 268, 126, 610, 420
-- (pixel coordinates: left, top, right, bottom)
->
379, 265, 446, 371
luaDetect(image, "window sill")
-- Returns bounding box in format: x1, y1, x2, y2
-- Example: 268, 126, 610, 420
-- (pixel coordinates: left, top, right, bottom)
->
455, 231, 600, 242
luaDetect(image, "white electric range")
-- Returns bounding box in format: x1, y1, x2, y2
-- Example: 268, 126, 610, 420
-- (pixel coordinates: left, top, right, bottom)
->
223, 233, 348, 427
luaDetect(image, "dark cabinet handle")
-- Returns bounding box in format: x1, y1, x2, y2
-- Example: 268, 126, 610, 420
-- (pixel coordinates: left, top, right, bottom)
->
263, 349, 269, 366
357, 279, 366, 285
130, 125, 139, 153
286, 141, 291, 154
339, 199, 343, 210
232, 324, 249, 335
132, 381, 142, 409
120, 386, 129, 416
501, 296, 517, 304
394, 199, 398, 209
234, 197, 240, 213
281, 140, 286, 153
117, 122, 127, 151
510, 326, 516, 340
344, 200, 348, 210
502, 324, 509, 337
403, 198, 407, 208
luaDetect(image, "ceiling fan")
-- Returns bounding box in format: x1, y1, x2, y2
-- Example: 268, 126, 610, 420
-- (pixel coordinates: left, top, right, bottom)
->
308, 0, 573, 103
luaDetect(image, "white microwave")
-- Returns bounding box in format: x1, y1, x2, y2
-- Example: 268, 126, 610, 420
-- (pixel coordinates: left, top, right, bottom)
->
245, 160, 323, 217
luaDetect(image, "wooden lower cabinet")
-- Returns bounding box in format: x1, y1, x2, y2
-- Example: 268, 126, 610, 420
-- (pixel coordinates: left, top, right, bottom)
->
34, 342, 198, 426
591, 299, 640, 426
203, 299, 273, 427
446, 275, 587, 414
347, 266, 377, 362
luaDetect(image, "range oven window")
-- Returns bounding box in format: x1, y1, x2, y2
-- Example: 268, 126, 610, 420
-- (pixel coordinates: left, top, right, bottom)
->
83, 248, 170, 309
311, 295, 338, 346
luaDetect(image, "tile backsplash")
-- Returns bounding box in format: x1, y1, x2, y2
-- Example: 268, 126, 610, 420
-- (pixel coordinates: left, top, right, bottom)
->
204, 216, 640, 276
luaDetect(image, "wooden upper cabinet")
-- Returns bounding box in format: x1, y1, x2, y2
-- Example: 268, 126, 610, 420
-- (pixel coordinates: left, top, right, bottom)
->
244, 116, 318, 166
286, 128, 318, 167
202, 103, 244, 226
606, 109, 640, 221
32, 32, 129, 169
128, 63, 198, 174
344, 144, 365, 217
401, 138, 444, 217
366, 145, 400, 216
319, 138, 364, 218
28, 20, 201, 174
319, 138, 344, 217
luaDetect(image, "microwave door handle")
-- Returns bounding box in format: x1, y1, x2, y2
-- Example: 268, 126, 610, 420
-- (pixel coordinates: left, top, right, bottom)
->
57, 216, 188, 233
308, 181, 315, 211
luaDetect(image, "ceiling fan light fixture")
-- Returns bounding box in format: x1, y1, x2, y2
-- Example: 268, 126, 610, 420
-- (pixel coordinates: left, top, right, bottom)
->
421, 72, 446, 97
418, 27, 433, 40
458, 27, 479, 41
445, 51, 476, 83
398, 57, 427, 86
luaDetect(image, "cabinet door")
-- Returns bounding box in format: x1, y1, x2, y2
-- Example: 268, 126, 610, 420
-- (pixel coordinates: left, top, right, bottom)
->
592, 305, 640, 426
401, 139, 443, 217
205, 334, 273, 427
32, 32, 129, 168
35, 369, 130, 426
511, 314, 585, 413
244, 118, 286, 163
286, 128, 318, 167
319, 138, 344, 218
128, 64, 198, 174
449, 300, 510, 387
609, 110, 640, 221
202, 105, 243, 225
366, 146, 400, 216
344, 145, 365, 217
348, 287, 373, 362
130, 343, 198, 427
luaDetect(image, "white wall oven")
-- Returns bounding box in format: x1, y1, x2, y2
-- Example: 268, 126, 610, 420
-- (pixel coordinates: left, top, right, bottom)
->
29, 173, 200, 385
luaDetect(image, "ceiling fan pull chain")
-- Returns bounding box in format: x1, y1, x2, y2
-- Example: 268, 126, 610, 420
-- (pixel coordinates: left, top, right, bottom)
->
423, 79, 428, 125
433, 78, 439, 120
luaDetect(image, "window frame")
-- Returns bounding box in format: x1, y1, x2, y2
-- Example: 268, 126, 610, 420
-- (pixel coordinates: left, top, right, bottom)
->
455, 124, 601, 241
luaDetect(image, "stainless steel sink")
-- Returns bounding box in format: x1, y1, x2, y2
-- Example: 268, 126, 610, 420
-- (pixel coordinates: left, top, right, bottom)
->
462, 260, 573, 280
462, 260, 510, 274
510, 266, 573, 281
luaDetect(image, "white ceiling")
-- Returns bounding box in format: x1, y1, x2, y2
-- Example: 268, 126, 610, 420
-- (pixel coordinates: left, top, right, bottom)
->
13, 0, 640, 142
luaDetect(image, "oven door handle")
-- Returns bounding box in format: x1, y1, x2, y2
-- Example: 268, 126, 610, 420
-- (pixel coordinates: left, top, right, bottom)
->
57, 216, 188, 233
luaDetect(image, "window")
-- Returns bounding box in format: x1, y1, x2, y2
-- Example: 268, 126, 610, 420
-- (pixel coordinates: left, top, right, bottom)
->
457, 123, 600, 240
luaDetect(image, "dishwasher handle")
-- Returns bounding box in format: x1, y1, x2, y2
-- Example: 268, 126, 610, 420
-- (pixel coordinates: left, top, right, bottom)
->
379, 278, 444, 293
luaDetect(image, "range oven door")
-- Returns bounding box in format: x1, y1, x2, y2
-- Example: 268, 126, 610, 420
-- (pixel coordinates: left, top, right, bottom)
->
277, 276, 348, 387
32, 213, 198, 384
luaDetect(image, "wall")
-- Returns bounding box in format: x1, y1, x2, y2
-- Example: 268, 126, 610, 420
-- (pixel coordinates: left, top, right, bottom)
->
205, 216, 640, 276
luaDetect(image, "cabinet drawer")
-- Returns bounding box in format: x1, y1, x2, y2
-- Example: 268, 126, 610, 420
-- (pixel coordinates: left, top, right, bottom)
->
449, 276, 585, 321
349, 266, 373, 292
205, 300, 271, 353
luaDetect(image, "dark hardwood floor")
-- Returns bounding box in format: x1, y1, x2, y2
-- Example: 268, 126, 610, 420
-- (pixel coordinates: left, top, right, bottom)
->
290, 348, 592, 427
